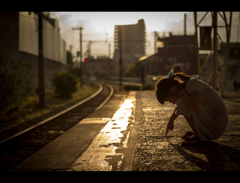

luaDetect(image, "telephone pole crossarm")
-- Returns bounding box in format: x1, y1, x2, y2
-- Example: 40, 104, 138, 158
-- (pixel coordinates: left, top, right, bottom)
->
72, 27, 84, 87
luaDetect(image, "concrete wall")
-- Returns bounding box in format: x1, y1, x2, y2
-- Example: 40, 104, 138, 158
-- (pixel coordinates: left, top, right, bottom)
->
19, 12, 67, 65
20, 51, 68, 91
0, 12, 68, 92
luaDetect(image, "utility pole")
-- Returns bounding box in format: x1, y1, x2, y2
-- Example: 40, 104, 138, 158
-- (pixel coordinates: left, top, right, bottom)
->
72, 26, 84, 87
154, 31, 157, 75
221, 12, 233, 97
108, 43, 111, 81
184, 13, 187, 72
119, 26, 122, 91
194, 12, 201, 80
88, 41, 92, 59
38, 11, 46, 109
213, 12, 218, 90
108, 43, 111, 58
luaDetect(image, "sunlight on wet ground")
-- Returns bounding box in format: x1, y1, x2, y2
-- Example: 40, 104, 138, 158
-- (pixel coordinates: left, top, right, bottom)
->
71, 91, 136, 171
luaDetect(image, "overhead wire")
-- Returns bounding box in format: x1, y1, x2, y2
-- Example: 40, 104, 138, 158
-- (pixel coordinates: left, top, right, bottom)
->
56, 12, 69, 32
164, 12, 195, 35
168, 22, 183, 33
92, 42, 108, 55
168, 13, 197, 35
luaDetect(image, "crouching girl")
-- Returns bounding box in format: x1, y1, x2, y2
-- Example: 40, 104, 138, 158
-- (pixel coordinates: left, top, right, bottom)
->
155, 70, 228, 146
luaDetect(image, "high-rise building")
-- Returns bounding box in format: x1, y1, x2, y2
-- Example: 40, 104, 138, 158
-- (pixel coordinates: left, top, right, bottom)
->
114, 19, 146, 69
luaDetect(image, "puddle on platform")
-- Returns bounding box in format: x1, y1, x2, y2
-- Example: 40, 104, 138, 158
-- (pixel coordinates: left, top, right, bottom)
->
71, 91, 136, 171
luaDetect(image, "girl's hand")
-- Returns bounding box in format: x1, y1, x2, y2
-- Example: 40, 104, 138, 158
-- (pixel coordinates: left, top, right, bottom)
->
165, 118, 174, 136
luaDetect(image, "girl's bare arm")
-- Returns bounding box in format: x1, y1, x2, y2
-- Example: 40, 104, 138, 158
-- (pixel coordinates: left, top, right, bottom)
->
165, 106, 178, 136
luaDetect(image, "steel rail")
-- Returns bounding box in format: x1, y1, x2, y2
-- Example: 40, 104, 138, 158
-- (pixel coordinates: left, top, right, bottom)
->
95, 84, 114, 111
0, 83, 108, 145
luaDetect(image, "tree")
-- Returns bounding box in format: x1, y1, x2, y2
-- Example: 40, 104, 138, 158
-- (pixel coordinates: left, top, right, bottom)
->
0, 53, 31, 116
51, 71, 78, 98
28, 11, 50, 109
123, 62, 142, 77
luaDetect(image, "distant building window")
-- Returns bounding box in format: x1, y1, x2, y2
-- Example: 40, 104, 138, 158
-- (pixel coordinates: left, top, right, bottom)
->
157, 41, 164, 48
168, 57, 177, 64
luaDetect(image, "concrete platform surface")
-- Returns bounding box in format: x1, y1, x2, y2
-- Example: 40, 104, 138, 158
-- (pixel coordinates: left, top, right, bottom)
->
14, 90, 240, 171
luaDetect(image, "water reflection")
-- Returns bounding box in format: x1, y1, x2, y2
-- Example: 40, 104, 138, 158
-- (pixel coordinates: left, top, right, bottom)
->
71, 91, 136, 171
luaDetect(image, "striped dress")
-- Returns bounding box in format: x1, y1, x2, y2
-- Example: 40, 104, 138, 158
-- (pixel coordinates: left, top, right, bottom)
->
176, 78, 228, 141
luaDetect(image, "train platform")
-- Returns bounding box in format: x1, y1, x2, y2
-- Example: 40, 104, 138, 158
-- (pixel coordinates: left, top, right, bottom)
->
14, 90, 240, 171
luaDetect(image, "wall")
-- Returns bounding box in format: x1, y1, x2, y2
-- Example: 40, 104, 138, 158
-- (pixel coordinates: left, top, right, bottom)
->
158, 46, 198, 75
0, 12, 68, 92
18, 12, 68, 91
0, 12, 19, 58
19, 12, 67, 65
20, 51, 68, 91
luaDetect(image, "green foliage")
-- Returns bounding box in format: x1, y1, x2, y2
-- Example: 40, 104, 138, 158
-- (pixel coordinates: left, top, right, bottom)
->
124, 85, 140, 91
51, 71, 78, 98
141, 84, 155, 90
0, 53, 31, 116
69, 67, 81, 79
123, 64, 136, 77
123, 62, 142, 77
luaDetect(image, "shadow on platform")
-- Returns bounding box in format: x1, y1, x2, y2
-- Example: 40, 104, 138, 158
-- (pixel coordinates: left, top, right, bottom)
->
168, 140, 240, 171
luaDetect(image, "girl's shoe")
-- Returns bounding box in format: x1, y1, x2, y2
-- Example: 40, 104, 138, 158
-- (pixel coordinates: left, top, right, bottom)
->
181, 136, 208, 146
181, 131, 193, 139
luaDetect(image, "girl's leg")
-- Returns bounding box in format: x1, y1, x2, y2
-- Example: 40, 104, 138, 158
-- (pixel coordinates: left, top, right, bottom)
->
181, 116, 204, 146
184, 116, 198, 138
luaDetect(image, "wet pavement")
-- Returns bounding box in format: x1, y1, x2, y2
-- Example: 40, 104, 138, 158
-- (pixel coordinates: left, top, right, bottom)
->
71, 91, 136, 171
14, 90, 240, 171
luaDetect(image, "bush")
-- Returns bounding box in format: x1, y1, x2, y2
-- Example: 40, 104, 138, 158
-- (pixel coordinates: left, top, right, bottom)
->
69, 67, 81, 79
141, 84, 155, 90
0, 53, 31, 116
124, 85, 140, 91
51, 71, 78, 98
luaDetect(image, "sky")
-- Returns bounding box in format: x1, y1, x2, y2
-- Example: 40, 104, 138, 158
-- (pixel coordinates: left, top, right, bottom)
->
50, 12, 240, 61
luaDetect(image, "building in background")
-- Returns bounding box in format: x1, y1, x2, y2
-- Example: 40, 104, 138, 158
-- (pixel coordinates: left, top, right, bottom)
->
139, 32, 198, 78
114, 19, 146, 70
83, 56, 121, 81
157, 32, 198, 75
0, 12, 67, 91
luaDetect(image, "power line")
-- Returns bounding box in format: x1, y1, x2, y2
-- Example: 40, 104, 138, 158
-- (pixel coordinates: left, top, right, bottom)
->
56, 12, 69, 33
172, 24, 183, 32
168, 22, 183, 32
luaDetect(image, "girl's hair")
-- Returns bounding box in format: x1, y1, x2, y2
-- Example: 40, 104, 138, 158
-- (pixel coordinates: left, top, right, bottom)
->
155, 72, 192, 104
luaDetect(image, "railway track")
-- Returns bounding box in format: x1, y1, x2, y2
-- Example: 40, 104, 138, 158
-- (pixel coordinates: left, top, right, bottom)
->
0, 83, 114, 170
